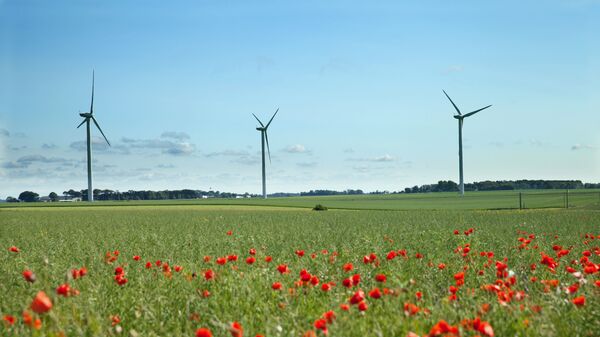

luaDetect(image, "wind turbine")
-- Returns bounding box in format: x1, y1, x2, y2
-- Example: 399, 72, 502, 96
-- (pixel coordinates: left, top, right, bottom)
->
76, 71, 110, 202
252, 108, 279, 199
443, 90, 491, 196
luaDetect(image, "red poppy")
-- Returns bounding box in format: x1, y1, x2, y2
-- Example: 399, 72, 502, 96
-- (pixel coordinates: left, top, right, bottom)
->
295, 250, 305, 257
227, 255, 238, 262
375, 274, 387, 283
321, 283, 332, 291
226, 230, 233, 236
343, 263, 354, 272
249, 248, 256, 255
363, 255, 371, 264
572, 296, 585, 307
369, 288, 382, 299
30, 291, 52, 314
415, 253, 423, 259
357, 301, 368, 311
204, 256, 211, 263
342, 278, 353, 288
230, 321, 243, 337
314, 318, 327, 334
174, 265, 183, 272
265, 256, 273, 263
310, 275, 319, 286
404, 302, 419, 316
350, 290, 365, 304
196, 328, 213, 337
9, 246, 19, 253
145, 262, 152, 269
23, 269, 36, 283
351, 274, 361, 285
217, 257, 227, 265
322, 310, 336, 323
110, 314, 121, 326
453, 230, 459, 235
115, 274, 128, 286
56, 283, 71, 296
115, 266, 124, 275
133, 255, 141, 261
387, 251, 397, 260
246, 256, 256, 265
3, 315, 16, 325
277, 264, 289, 274
428, 320, 458, 336
438, 263, 446, 270
204, 269, 215, 281
22, 310, 42, 330
155, 260, 162, 266
272, 282, 282, 290
416, 291, 422, 300
340, 303, 350, 311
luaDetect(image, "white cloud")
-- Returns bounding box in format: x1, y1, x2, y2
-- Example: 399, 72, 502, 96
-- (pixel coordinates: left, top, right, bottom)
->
284, 144, 308, 154
571, 144, 597, 151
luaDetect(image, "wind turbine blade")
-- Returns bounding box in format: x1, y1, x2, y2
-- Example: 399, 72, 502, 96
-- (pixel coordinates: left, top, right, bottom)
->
252, 113, 265, 127
265, 131, 271, 164
76, 119, 87, 129
463, 105, 492, 118
90, 70, 95, 114
91, 116, 111, 146
265, 108, 279, 128
443, 90, 461, 115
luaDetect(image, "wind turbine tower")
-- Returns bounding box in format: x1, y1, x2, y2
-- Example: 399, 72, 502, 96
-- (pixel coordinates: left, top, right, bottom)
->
77, 71, 111, 201
443, 90, 491, 196
252, 108, 279, 199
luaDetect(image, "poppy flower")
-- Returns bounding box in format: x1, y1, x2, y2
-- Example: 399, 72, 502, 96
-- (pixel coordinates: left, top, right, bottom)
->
145, 262, 152, 269
249, 248, 256, 255
416, 291, 422, 300
277, 264, 289, 274
110, 314, 121, 326
314, 318, 327, 334
265, 256, 272, 263
3, 315, 15, 325
115, 266, 124, 275
30, 291, 52, 314
350, 290, 365, 304
453, 230, 459, 235
415, 253, 423, 259
375, 274, 387, 283
428, 320, 458, 336
386, 251, 397, 260
230, 321, 243, 337
343, 263, 354, 272
22, 310, 42, 330
227, 255, 238, 262
204, 256, 211, 263
351, 274, 361, 285
272, 282, 282, 290
115, 274, 128, 286
310, 275, 319, 286
340, 303, 350, 311
155, 260, 162, 266
322, 310, 336, 323
438, 263, 446, 270
295, 250, 305, 257
572, 296, 585, 307
23, 270, 36, 283
369, 288, 382, 299
56, 283, 71, 296
404, 302, 420, 316
9, 246, 19, 253
363, 255, 371, 264
174, 265, 183, 272
595, 280, 600, 288
196, 327, 213, 337
321, 283, 332, 291
246, 256, 256, 265
342, 278, 353, 288
217, 257, 227, 265
133, 255, 141, 261
357, 301, 368, 311
204, 269, 215, 281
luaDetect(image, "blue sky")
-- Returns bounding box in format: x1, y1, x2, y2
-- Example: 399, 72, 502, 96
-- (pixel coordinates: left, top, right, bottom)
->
1, 0, 599, 198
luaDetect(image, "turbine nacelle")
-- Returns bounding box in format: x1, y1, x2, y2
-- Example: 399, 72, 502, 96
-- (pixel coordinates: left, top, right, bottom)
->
453, 115, 462, 120
79, 112, 92, 118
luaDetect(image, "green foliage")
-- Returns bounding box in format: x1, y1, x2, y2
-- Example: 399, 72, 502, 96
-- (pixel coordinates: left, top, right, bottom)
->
1, 206, 599, 336
18, 191, 39, 202
312, 204, 328, 211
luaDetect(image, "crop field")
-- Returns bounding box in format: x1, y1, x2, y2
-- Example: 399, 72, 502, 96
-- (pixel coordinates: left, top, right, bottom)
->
1, 205, 600, 337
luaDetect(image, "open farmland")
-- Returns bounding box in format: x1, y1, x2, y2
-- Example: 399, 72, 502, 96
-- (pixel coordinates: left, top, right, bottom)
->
1, 205, 600, 336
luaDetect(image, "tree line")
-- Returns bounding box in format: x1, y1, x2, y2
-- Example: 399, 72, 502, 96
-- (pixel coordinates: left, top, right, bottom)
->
5, 180, 600, 202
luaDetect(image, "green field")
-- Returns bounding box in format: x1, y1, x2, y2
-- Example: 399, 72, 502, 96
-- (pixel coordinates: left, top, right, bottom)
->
2, 189, 600, 211
1, 204, 599, 337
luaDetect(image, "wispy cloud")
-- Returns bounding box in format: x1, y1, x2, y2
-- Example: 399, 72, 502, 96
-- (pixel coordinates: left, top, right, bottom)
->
42, 143, 57, 149
348, 154, 395, 162
161, 131, 190, 141
0, 128, 9, 137
120, 135, 195, 156
571, 144, 597, 151
443, 65, 464, 74
205, 150, 250, 158
297, 161, 317, 168
2, 155, 72, 169
283, 144, 309, 154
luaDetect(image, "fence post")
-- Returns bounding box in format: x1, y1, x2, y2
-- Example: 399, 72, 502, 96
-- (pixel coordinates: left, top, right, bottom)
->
519, 192, 522, 210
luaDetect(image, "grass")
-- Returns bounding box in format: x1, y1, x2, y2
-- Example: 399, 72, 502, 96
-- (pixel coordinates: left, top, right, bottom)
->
2, 189, 600, 211
1, 205, 599, 336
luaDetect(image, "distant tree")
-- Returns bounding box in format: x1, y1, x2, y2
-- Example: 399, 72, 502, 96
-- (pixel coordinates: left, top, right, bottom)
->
6, 196, 19, 202
18, 191, 39, 202
48, 192, 59, 202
